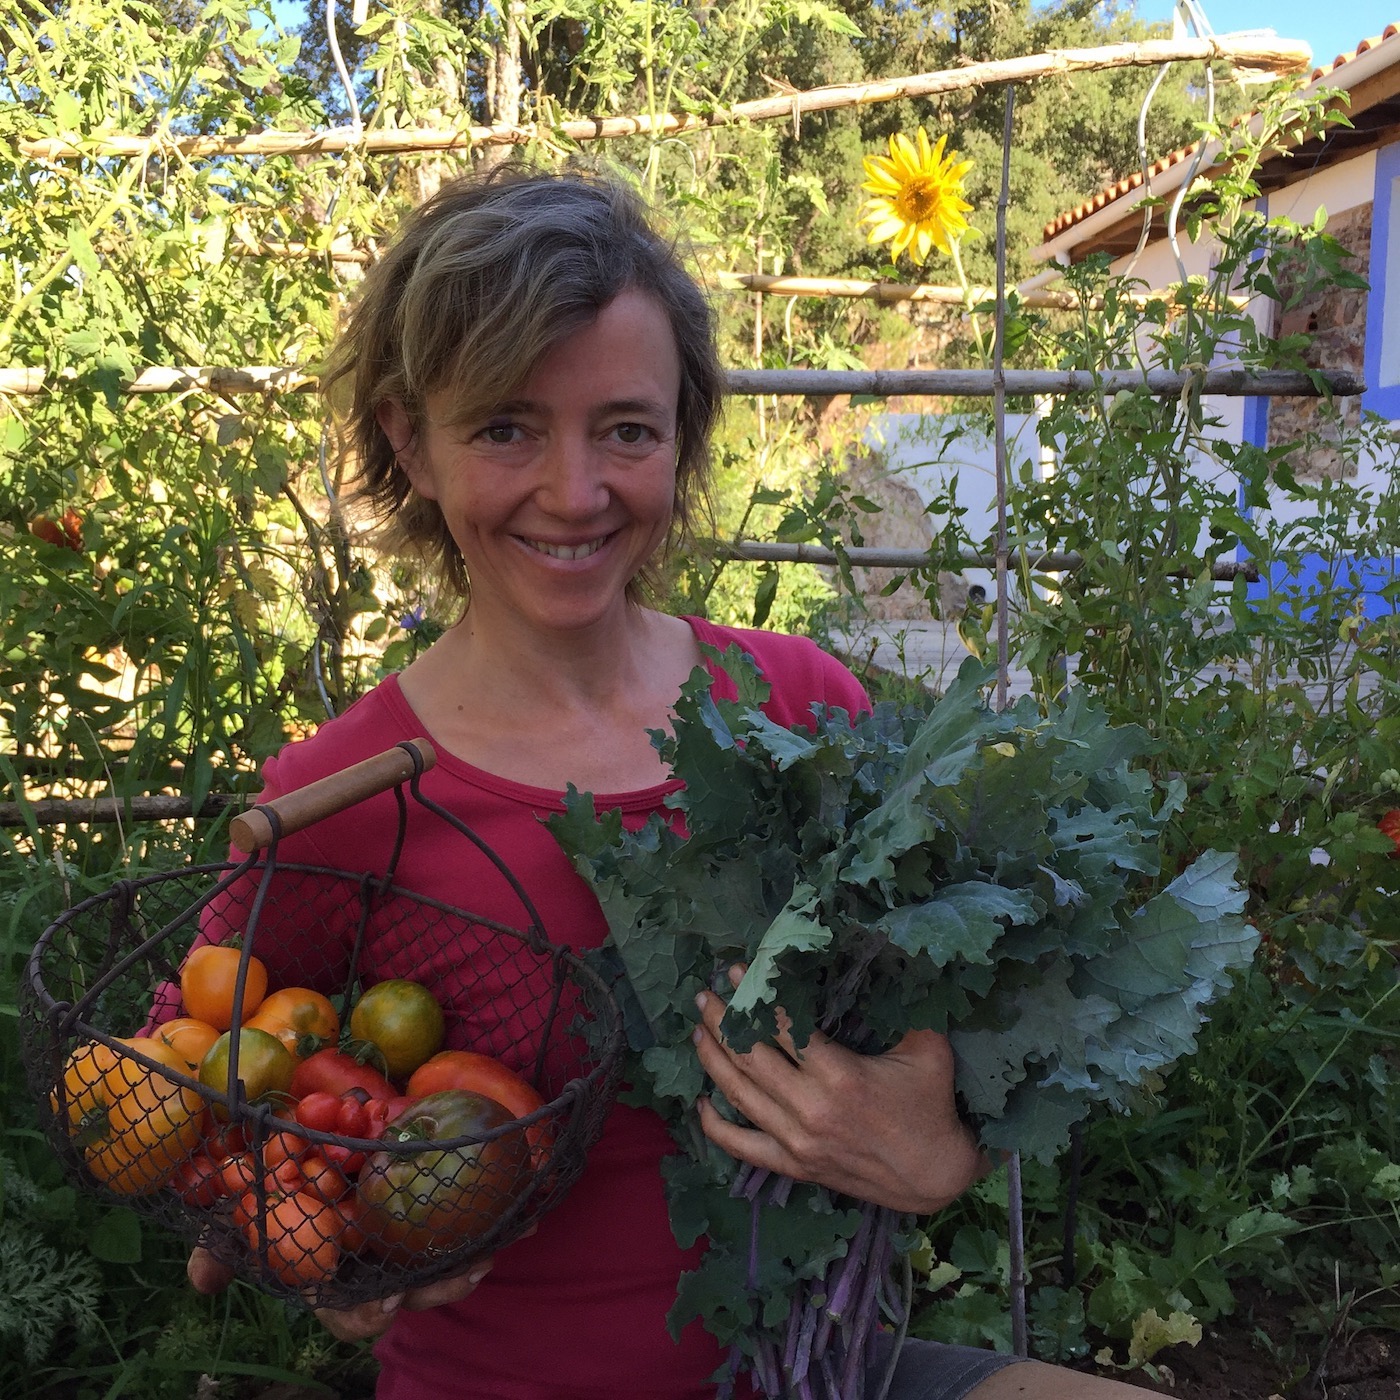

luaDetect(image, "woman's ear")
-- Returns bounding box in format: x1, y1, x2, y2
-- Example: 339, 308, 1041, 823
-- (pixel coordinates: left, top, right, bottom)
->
375, 399, 437, 501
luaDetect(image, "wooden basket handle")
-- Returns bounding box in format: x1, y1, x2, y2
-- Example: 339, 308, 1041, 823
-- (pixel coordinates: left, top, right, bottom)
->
229, 739, 438, 854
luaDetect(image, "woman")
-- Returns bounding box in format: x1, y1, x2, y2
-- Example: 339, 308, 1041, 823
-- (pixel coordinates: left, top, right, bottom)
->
190, 167, 1148, 1400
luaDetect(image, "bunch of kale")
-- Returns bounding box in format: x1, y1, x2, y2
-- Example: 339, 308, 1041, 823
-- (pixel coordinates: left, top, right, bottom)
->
550, 649, 1255, 1399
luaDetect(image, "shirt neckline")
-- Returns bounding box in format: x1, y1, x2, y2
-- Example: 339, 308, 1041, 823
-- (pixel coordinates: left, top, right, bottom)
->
379, 615, 728, 810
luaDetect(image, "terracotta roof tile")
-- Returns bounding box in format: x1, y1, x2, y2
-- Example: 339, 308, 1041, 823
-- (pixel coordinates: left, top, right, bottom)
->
1041, 23, 1400, 242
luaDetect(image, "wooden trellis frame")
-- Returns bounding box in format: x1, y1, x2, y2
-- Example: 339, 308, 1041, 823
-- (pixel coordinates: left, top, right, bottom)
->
15, 37, 1310, 164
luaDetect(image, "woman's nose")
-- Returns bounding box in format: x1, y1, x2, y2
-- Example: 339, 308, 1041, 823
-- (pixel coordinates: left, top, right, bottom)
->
537, 437, 609, 517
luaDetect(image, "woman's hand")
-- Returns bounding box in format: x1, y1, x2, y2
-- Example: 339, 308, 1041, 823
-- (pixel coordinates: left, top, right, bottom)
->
314, 1260, 496, 1343
692, 967, 988, 1214
185, 1245, 497, 1344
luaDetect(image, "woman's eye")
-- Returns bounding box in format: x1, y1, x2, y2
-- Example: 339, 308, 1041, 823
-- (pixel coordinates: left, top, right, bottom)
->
614, 423, 648, 444
480, 423, 519, 444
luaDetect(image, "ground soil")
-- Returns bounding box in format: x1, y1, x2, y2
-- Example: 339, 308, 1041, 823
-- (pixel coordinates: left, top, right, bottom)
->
1102, 1287, 1400, 1400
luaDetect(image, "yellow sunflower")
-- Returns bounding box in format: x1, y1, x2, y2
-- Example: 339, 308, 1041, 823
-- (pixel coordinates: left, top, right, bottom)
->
859, 128, 974, 266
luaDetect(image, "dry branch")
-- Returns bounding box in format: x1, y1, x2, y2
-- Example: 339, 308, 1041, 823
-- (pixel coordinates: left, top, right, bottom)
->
714, 272, 1251, 310
0, 794, 239, 828
0, 365, 1360, 398
16, 37, 1312, 163
721, 541, 1260, 581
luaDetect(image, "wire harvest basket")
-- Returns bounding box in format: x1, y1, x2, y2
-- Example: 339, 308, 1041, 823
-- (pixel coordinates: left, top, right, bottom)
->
20, 739, 625, 1309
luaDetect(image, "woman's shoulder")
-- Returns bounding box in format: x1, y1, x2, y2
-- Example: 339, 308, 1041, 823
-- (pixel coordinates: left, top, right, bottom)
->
260, 676, 417, 799
682, 616, 870, 720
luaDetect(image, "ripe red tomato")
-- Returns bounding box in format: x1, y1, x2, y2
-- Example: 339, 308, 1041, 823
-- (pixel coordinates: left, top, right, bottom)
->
406, 1051, 544, 1119
349, 980, 445, 1079
289, 1047, 397, 1102
30, 509, 83, 551
180, 944, 268, 1031
407, 1052, 552, 1166
355, 1090, 531, 1265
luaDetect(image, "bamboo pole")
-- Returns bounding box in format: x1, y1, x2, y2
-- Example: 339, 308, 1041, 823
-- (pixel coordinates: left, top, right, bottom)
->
712, 272, 1251, 310
0, 794, 239, 827
722, 367, 1363, 398
0, 365, 1361, 398
720, 541, 1260, 581
15, 37, 1312, 164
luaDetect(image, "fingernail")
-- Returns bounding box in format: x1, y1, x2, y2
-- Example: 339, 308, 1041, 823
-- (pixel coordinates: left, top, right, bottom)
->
695, 990, 709, 1011
728, 963, 745, 986
469, 1263, 492, 1285
381, 1293, 403, 1314
692, 1025, 704, 1045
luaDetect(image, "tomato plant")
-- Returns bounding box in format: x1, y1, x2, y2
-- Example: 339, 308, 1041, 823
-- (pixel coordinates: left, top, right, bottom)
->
198, 1028, 296, 1117
356, 1090, 531, 1264
349, 979, 445, 1079
245, 987, 339, 1058
180, 943, 268, 1031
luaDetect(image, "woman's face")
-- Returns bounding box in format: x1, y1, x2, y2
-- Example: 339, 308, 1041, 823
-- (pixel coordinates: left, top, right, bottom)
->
382, 290, 682, 638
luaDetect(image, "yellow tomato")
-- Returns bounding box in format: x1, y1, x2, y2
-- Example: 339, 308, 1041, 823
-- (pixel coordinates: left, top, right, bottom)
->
62, 1041, 205, 1196
245, 988, 339, 1059
154, 1017, 222, 1072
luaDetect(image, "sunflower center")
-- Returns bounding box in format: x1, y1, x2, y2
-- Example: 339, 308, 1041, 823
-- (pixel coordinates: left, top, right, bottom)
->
896, 177, 941, 223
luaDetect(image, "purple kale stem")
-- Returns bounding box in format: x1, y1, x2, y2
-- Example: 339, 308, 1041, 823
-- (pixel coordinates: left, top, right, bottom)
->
755, 1336, 783, 1397
717, 1343, 742, 1400
783, 1290, 804, 1376
825, 1204, 876, 1323
731, 1162, 757, 1198
797, 1376, 816, 1400
838, 1211, 894, 1399
819, 1347, 843, 1400
792, 1296, 819, 1384
744, 1166, 772, 1201
748, 1195, 762, 1291
768, 1172, 794, 1208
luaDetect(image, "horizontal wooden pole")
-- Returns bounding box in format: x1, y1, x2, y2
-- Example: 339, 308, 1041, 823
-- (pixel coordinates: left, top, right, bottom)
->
715, 273, 1251, 310
0, 365, 1361, 398
0, 794, 239, 828
17, 37, 1311, 163
720, 541, 1260, 581
725, 367, 1364, 398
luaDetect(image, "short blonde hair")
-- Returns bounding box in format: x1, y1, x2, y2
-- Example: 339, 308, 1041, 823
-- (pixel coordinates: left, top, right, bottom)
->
323, 165, 722, 599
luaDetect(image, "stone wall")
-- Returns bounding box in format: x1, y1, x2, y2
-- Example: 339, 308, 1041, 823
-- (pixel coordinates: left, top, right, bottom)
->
1266, 201, 1371, 480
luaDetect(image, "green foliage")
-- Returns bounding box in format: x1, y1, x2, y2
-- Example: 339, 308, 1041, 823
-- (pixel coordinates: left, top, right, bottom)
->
550, 649, 1255, 1363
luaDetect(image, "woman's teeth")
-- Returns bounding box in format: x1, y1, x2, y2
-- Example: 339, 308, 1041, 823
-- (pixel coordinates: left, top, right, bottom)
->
527, 537, 606, 560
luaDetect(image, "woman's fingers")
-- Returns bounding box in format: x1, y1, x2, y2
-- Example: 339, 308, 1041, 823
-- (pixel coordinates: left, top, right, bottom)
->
692, 969, 987, 1213
313, 1255, 497, 1342
187, 1246, 235, 1295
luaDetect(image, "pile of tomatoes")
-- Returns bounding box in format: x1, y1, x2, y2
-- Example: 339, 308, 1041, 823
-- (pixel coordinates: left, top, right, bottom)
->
52, 940, 551, 1291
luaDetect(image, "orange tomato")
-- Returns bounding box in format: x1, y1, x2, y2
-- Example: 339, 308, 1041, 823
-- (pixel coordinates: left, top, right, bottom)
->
76, 1043, 205, 1195
180, 943, 268, 1031
244, 1189, 343, 1289
245, 987, 339, 1059
154, 1017, 221, 1073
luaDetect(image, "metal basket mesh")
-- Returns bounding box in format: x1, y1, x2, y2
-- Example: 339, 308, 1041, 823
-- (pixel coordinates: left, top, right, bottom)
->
21, 852, 624, 1309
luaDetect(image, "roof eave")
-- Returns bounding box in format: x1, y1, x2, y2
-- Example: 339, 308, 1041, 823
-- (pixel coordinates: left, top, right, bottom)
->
1033, 32, 1400, 266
